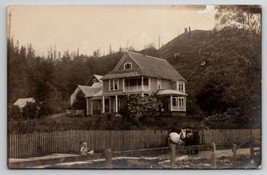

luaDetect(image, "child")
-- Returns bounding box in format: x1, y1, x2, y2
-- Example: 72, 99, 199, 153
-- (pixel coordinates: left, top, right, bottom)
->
80, 142, 94, 156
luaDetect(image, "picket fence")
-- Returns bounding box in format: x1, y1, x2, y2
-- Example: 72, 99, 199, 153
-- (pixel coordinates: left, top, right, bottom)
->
9, 129, 260, 158
198, 128, 261, 146
9, 130, 168, 158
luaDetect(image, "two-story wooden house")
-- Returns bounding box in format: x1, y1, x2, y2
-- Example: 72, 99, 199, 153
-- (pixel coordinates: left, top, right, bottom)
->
84, 51, 187, 116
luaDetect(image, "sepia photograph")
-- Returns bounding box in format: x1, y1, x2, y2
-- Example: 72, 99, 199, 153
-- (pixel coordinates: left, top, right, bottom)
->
7, 5, 261, 169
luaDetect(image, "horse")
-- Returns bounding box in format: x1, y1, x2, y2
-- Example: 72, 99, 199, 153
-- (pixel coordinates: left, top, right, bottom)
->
169, 128, 200, 154
184, 129, 200, 154
169, 129, 187, 146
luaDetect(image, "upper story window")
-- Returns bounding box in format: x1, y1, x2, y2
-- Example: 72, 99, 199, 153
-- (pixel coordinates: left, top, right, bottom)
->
178, 97, 184, 107
92, 78, 97, 83
124, 62, 132, 70
109, 79, 119, 91
177, 81, 185, 92
157, 79, 161, 90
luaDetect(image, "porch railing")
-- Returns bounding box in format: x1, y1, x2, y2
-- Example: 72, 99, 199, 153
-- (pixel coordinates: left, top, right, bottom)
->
124, 85, 149, 92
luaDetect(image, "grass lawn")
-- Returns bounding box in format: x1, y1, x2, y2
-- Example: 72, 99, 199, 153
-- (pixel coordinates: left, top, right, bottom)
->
8, 114, 203, 134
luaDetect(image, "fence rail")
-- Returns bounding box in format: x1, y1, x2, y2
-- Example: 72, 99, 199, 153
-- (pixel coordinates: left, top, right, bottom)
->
9, 129, 260, 158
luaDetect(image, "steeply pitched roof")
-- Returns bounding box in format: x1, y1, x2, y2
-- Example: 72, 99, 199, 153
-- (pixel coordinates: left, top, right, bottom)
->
14, 98, 35, 108
93, 74, 103, 82
78, 82, 103, 97
102, 51, 185, 81
86, 74, 103, 86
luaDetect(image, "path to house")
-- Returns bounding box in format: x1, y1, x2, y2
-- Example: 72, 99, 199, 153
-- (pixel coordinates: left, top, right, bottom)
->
46, 112, 65, 119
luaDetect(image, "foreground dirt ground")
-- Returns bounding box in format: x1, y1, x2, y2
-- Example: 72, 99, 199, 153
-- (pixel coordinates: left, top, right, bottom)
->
9, 147, 260, 169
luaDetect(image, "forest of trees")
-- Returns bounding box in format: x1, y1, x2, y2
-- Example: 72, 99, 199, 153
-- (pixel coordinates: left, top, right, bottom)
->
8, 39, 124, 118
161, 5, 261, 128
8, 5, 261, 130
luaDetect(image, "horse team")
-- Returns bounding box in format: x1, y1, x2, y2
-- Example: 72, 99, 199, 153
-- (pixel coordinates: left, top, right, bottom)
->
169, 128, 200, 154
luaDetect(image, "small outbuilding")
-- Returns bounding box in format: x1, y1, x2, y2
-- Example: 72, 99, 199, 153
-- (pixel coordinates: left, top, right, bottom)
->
14, 98, 35, 109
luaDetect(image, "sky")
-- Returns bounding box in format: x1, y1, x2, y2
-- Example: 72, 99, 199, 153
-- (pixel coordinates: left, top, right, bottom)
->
8, 5, 217, 57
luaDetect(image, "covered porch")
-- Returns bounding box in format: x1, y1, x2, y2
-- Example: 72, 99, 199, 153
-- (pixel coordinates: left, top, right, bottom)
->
86, 94, 127, 115
157, 89, 187, 112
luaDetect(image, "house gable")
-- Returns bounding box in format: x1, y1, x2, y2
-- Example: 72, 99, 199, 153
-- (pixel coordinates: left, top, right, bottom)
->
86, 74, 103, 86
113, 52, 142, 71
103, 51, 186, 82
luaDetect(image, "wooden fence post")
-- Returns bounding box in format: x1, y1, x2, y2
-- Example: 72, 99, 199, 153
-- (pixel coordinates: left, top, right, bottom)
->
210, 142, 216, 168
232, 144, 237, 168
170, 143, 176, 168
250, 137, 254, 164
105, 149, 113, 168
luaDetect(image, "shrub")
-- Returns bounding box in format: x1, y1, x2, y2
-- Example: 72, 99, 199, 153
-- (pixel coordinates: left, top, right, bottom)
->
8, 105, 21, 120
71, 90, 86, 110
22, 102, 39, 119
126, 94, 163, 126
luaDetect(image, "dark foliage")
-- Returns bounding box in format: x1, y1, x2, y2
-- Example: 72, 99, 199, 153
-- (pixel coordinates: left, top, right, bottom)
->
71, 90, 86, 110
8, 114, 203, 134
125, 94, 163, 127
8, 105, 21, 120
8, 6, 261, 129
22, 102, 39, 120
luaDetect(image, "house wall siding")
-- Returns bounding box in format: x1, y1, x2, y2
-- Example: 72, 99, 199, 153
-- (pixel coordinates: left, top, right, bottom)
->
161, 79, 172, 89
149, 78, 173, 92
103, 80, 109, 93
117, 55, 140, 71
171, 81, 177, 90
150, 78, 158, 92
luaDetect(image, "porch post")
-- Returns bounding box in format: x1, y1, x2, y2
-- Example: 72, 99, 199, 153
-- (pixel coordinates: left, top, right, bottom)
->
122, 78, 125, 92
91, 101, 93, 115
141, 76, 144, 91
102, 96, 105, 113
115, 95, 118, 113
170, 95, 173, 111
109, 97, 111, 113
86, 98, 88, 115
148, 78, 151, 90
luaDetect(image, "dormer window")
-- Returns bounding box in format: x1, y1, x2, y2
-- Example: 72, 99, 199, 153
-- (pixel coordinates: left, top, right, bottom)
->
124, 62, 132, 70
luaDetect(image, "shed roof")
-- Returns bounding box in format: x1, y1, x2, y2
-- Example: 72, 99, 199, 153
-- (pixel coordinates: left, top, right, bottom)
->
14, 98, 35, 108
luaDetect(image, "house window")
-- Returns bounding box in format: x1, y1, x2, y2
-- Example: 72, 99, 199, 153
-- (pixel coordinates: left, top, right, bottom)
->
124, 62, 132, 70
157, 79, 161, 90
143, 77, 149, 86
177, 81, 185, 92
93, 78, 97, 83
178, 97, 184, 107
109, 79, 119, 91
172, 97, 178, 106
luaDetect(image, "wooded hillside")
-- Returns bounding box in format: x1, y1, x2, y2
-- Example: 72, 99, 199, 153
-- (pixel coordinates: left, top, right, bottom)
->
8, 5, 261, 129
